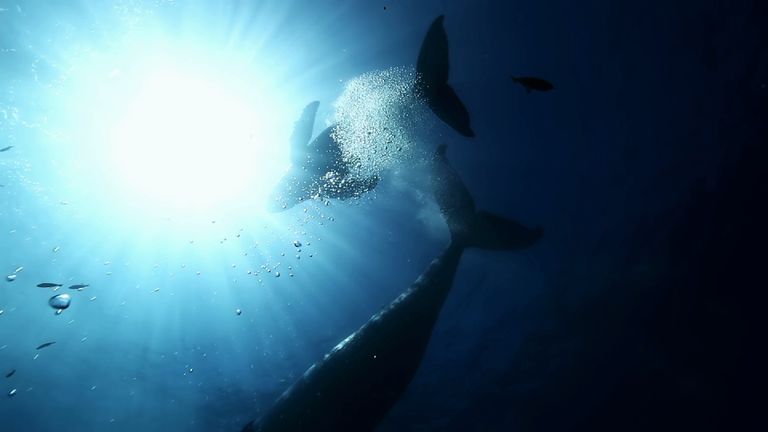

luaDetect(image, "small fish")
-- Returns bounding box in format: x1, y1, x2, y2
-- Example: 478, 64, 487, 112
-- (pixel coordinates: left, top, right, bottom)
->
0, 145, 13, 152
511, 76, 554, 92
68, 284, 89, 290
5, 369, 15, 378
35, 342, 56, 350
36, 282, 63, 288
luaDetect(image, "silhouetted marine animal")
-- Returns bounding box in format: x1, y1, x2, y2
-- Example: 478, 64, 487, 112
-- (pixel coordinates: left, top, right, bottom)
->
511, 76, 554, 92
35, 342, 56, 350
268, 15, 474, 212
243, 145, 542, 431
266, 101, 380, 212
417, 15, 475, 137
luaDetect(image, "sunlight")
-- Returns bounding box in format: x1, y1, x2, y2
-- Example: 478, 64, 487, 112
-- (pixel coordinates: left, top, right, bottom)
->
108, 65, 284, 213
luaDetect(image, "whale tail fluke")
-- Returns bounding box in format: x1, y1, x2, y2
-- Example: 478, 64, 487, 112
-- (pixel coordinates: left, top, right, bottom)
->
470, 210, 543, 250
431, 144, 542, 250
417, 15, 475, 138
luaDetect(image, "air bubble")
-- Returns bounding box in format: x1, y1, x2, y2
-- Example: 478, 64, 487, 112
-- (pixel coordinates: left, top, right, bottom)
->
49, 294, 71, 310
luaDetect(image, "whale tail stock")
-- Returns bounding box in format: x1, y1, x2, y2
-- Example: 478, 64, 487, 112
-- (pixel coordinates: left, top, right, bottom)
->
431, 144, 542, 251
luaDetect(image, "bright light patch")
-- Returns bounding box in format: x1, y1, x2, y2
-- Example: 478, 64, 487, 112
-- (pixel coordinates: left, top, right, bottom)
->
108, 67, 284, 213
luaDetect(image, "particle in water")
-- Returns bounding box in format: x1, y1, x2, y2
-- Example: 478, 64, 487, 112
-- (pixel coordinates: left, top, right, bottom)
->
6, 274, 16, 282
8, 388, 16, 398
13, 267, 23, 274
52, 246, 60, 253
275, 272, 281, 278
293, 240, 302, 247
235, 309, 242, 316
49, 293, 71, 310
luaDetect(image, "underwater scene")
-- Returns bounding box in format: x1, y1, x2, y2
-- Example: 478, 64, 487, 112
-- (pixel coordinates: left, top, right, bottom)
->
1, 1, 765, 431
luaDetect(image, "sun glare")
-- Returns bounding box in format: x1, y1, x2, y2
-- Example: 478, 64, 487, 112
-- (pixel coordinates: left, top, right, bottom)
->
107, 66, 286, 214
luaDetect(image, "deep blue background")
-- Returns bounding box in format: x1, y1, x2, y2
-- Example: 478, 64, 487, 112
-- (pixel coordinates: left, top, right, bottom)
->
1, 0, 766, 431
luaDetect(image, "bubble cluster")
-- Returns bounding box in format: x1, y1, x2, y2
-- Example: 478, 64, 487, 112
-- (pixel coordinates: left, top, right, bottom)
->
331, 66, 434, 181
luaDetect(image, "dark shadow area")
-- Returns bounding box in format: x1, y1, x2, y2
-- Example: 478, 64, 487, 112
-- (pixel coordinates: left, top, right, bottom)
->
381, 0, 767, 430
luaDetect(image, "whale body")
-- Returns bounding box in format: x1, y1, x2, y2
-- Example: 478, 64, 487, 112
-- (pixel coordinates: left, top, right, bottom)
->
244, 145, 541, 431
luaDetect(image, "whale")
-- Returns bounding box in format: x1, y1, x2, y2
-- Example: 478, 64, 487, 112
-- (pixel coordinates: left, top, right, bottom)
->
243, 145, 542, 431
268, 15, 474, 212
266, 101, 380, 211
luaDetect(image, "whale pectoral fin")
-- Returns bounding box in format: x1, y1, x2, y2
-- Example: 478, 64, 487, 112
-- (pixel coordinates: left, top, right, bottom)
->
431, 84, 475, 137
417, 15, 449, 86
290, 101, 320, 165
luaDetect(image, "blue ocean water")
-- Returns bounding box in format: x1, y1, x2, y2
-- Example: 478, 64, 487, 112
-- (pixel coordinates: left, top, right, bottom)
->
1, 1, 766, 431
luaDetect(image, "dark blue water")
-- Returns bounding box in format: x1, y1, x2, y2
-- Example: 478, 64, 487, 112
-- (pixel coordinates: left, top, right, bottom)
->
1, 1, 765, 431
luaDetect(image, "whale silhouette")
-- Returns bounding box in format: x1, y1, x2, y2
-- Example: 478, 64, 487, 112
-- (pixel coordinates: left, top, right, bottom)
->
244, 145, 541, 431
268, 15, 473, 212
